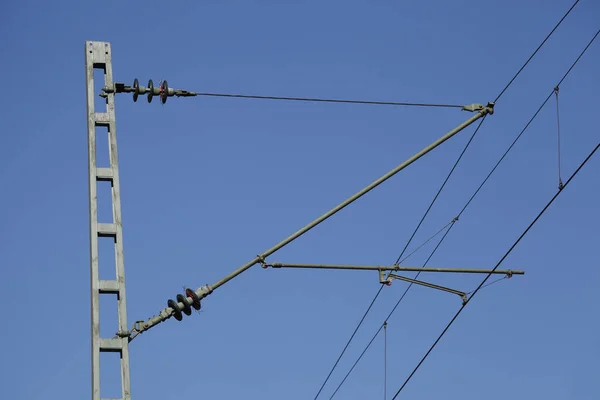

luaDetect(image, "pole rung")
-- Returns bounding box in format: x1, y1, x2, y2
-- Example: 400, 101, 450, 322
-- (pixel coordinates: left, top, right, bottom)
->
99, 280, 119, 294
98, 223, 117, 238
97, 168, 114, 181
100, 338, 123, 352
94, 112, 111, 126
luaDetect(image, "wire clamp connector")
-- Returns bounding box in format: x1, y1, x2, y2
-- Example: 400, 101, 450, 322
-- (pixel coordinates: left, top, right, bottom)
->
257, 255, 268, 268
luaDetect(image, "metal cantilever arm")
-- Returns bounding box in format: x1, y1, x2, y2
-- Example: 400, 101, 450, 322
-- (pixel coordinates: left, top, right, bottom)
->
126, 102, 495, 340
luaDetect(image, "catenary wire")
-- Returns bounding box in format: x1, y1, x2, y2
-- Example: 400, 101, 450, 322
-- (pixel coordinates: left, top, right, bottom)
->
324, 24, 599, 398
391, 139, 600, 399
389, 26, 600, 397
194, 92, 464, 108
493, 0, 580, 103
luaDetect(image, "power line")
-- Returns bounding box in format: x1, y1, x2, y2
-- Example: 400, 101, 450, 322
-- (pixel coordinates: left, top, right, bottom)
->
193, 92, 465, 109
389, 26, 600, 397
493, 0, 580, 103
321, 22, 598, 398
391, 138, 600, 399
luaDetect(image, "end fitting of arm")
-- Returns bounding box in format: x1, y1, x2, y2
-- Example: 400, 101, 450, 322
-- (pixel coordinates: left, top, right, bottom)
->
462, 102, 495, 115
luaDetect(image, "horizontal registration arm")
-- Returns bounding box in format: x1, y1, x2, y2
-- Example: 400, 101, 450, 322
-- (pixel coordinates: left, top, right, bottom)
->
265, 263, 524, 276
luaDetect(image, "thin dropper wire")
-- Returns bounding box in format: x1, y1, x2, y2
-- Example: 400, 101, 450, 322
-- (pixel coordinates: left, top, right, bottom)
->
328, 223, 454, 399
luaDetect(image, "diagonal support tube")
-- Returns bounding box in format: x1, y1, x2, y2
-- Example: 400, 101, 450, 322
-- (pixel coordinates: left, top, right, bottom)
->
130, 102, 494, 338
385, 273, 468, 304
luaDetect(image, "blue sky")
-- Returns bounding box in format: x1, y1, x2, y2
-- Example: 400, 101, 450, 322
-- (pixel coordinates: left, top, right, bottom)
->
1, 1, 599, 399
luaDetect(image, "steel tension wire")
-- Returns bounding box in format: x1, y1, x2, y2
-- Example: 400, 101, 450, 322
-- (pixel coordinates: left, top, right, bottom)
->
107, 80, 468, 109
193, 92, 465, 108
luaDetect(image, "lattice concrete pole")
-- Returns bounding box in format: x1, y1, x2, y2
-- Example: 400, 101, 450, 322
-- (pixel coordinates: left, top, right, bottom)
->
85, 41, 131, 400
